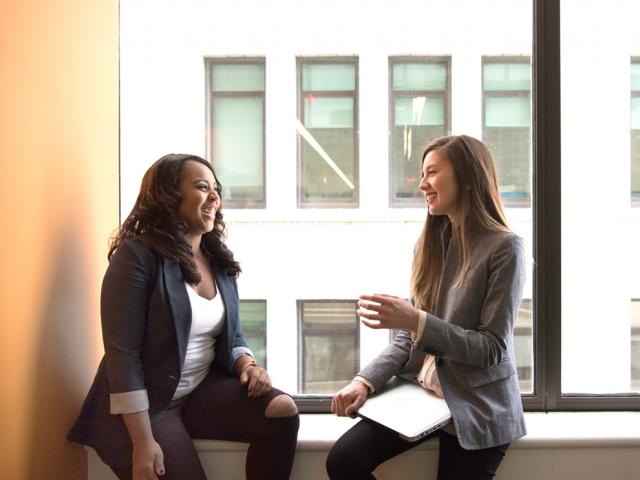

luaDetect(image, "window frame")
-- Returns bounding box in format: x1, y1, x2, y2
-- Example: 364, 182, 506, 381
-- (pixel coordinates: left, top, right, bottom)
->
388, 56, 451, 208
481, 55, 532, 208
296, 299, 360, 411
204, 56, 267, 209
296, 56, 360, 208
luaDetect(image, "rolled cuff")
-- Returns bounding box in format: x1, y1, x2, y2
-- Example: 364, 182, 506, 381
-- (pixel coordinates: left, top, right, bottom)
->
110, 389, 149, 415
411, 310, 428, 343
231, 346, 254, 365
353, 375, 375, 393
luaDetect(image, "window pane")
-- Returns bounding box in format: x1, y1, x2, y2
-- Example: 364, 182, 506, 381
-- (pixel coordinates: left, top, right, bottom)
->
483, 63, 531, 91
304, 97, 354, 128
562, 1, 640, 393
240, 301, 267, 367
299, 301, 358, 394
212, 97, 264, 203
390, 59, 450, 207
395, 96, 444, 126
211, 64, 265, 92
485, 96, 530, 127
393, 125, 445, 200
302, 64, 355, 91
632, 301, 640, 391
298, 60, 357, 206
392, 64, 447, 91
483, 59, 531, 207
514, 299, 533, 393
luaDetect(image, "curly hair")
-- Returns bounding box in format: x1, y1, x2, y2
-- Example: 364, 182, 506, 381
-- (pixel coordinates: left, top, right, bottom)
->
109, 153, 241, 281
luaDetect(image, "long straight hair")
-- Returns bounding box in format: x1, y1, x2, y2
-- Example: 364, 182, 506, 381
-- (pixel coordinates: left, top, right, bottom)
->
410, 135, 510, 311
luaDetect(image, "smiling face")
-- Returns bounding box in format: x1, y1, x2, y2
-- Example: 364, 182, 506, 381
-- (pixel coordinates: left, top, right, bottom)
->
419, 149, 460, 219
177, 160, 220, 241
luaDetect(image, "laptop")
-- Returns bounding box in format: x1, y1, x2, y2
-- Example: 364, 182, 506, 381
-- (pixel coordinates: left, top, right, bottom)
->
356, 376, 452, 442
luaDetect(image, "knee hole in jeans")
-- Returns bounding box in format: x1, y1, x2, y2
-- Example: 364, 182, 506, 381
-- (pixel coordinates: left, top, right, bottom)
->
264, 394, 298, 418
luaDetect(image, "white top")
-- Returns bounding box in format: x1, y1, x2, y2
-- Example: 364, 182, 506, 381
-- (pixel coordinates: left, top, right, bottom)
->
172, 281, 225, 399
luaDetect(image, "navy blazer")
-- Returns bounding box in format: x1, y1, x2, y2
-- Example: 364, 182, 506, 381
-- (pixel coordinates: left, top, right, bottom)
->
68, 239, 249, 468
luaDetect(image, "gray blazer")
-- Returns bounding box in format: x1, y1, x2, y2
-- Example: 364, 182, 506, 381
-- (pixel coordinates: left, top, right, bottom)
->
359, 226, 527, 450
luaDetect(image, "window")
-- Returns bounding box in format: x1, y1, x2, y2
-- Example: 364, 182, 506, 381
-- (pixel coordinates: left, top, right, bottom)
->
632, 300, 640, 391
240, 300, 267, 368
632, 59, 640, 206
298, 300, 359, 394
206, 59, 266, 208
297, 58, 358, 207
389, 57, 450, 207
560, 2, 640, 399
514, 299, 533, 393
482, 57, 532, 207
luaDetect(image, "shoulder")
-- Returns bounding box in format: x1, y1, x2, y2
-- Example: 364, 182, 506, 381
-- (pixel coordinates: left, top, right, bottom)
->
108, 238, 158, 272
474, 229, 522, 251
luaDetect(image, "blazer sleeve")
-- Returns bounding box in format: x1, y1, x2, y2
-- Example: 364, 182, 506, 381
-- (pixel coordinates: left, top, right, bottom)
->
101, 240, 157, 411
356, 330, 413, 391
414, 236, 525, 368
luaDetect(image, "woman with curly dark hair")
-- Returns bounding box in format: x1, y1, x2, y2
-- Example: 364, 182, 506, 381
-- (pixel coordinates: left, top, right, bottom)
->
69, 154, 299, 480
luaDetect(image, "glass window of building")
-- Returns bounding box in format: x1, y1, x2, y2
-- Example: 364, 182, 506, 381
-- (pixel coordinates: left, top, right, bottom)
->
561, 2, 640, 395
514, 299, 533, 393
298, 300, 359, 394
632, 58, 640, 206
389, 58, 450, 207
482, 58, 532, 207
632, 300, 640, 391
240, 300, 267, 367
206, 59, 266, 208
297, 59, 358, 207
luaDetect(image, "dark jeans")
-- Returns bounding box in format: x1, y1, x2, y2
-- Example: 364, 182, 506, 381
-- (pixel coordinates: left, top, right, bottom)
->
326, 419, 509, 480
112, 370, 299, 480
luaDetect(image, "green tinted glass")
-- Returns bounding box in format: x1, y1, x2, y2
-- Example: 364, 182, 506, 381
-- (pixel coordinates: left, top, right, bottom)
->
393, 63, 446, 91
212, 97, 263, 200
302, 64, 356, 91
240, 301, 266, 367
304, 97, 353, 128
212, 64, 265, 92
395, 96, 444, 126
484, 62, 531, 91
485, 96, 531, 127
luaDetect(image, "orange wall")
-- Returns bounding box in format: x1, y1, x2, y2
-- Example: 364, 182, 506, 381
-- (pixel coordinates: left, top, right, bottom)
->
0, 1, 118, 479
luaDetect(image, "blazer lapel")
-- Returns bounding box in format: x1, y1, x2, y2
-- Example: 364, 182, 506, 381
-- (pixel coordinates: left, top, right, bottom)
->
162, 257, 191, 370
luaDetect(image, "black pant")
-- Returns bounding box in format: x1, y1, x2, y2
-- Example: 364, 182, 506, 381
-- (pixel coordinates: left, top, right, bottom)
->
326, 419, 509, 480
112, 370, 299, 480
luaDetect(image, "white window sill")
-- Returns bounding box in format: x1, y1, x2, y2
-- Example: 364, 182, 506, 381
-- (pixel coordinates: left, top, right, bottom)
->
192, 411, 640, 452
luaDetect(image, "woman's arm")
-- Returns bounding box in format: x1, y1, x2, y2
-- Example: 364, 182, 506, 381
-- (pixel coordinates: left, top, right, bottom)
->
122, 411, 165, 479
101, 240, 157, 412
414, 236, 525, 368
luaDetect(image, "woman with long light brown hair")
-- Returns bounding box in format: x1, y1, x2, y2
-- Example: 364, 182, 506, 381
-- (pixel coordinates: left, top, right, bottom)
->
327, 135, 526, 479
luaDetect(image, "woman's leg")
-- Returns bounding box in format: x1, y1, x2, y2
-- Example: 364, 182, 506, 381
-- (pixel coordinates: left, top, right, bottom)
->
326, 418, 437, 480
437, 431, 509, 480
182, 369, 299, 480
110, 399, 208, 480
